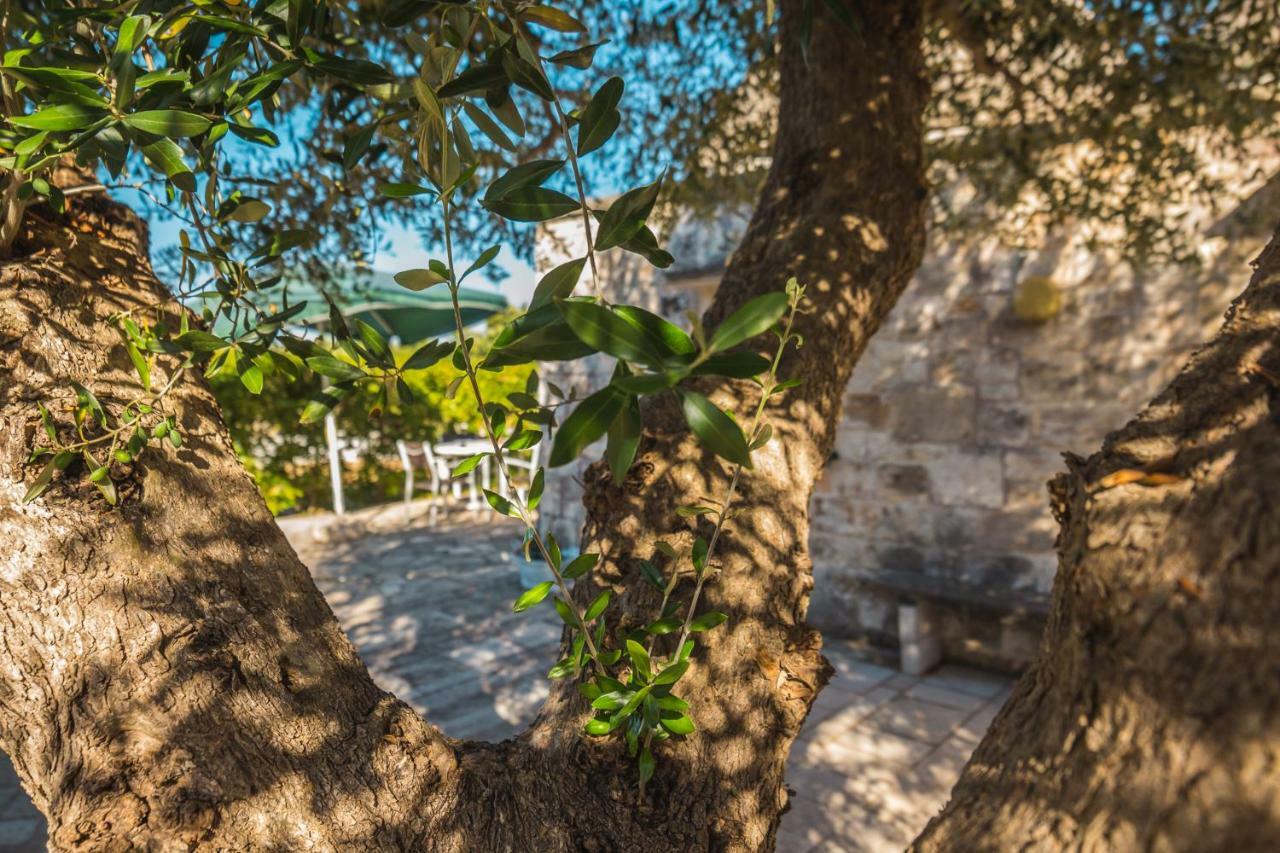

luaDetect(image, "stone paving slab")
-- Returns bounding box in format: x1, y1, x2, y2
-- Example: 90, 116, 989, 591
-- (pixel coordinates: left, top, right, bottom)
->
0, 500, 1013, 851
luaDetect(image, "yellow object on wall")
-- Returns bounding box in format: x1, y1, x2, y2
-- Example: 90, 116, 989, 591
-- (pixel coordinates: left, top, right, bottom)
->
1013, 276, 1063, 322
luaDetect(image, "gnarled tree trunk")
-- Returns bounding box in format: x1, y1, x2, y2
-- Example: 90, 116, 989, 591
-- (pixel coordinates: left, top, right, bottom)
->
912, 229, 1280, 850
0, 3, 927, 850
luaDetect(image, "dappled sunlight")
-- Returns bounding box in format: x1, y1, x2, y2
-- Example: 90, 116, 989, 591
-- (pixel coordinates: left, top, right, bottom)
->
279, 507, 560, 743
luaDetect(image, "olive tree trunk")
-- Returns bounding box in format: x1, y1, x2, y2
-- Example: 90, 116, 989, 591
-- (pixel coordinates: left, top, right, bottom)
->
0, 2, 927, 849
912, 228, 1280, 850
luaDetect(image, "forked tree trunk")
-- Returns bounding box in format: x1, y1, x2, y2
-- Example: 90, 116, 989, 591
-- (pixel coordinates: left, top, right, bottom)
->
0, 3, 927, 850
912, 229, 1280, 850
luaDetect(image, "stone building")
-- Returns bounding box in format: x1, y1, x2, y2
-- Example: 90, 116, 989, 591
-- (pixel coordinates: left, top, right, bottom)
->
534, 174, 1277, 672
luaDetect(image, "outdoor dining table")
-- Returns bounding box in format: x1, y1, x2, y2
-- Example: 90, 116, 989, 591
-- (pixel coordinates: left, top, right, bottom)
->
432, 437, 493, 510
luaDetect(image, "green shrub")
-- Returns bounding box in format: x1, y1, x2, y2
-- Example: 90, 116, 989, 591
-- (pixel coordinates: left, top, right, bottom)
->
211, 322, 532, 515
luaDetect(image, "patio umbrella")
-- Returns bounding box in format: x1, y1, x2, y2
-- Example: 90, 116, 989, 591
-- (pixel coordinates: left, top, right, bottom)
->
208, 269, 509, 515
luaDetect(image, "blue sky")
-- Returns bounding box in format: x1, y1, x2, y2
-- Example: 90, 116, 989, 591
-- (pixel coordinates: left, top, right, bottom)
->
136, 199, 540, 308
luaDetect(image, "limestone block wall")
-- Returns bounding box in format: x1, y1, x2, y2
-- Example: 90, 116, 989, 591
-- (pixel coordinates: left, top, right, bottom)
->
804, 228, 1256, 666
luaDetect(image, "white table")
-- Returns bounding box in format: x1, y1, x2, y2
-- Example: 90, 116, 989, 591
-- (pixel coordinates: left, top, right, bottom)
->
432, 437, 493, 510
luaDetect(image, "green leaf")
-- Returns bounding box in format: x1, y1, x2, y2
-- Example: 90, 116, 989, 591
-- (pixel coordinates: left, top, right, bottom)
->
402, 339, 452, 370
460, 244, 501, 284
484, 318, 595, 367
613, 305, 696, 356
485, 159, 564, 202
14, 130, 48, 158
513, 581, 553, 612
306, 356, 365, 382
238, 363, 264, 394
299, 385, 348, 424
528, 468, 545, 510
521, 5, 587, 32
547, 658, 576, 679
140, 138, 195, 192
563, 552, 599, 580
595, 174, 664, 252
225, 198, 271, 223
114, 14, 151, 58
499, 47, 554, 101
484, 488, 522, 518
639, 559, 665, 591
559, 299, 663, 366
653, 660, 689, 686
660, 713, 696, 735
227, 123, 280, 147
638, 745, 655, 788
462, 101, 516, 151
708, 292, 789, 353
679, 390, 752, 468
356, 320, 393, 366
451, 453, 486, 477
548, 385, 626, 467
175, 330, 226, 354
93, 474, 118, 506
504, 429, 542, 451
36, 402, 56, 441
191, 51, 243, 105
585, 589, 611, 621
549, 41, 606, 70
4, 66, 106, 105
750, 423, 773, 451
553, 596, 576, 626
657, 694, 689, 713
770, 378, 804, 398
584, 718, 614, 736
530, 258, 587, 309
394, 268, 448, 291
693, 351, 772, 379
380, 182, 434, 199
618, 223, 674, 268
613, 373, 678, 395
343, 124, 377, 170
10, 103, 106, 131
123, 110, 212, 137
626, 639, 651, 681
125, 340, 151, 391
577, 77, 623, 157
688, 611, 727, 633
304, 49, 394, 85
606, 393, 641, 486
692, 536, 709, 572
645, 616, 681, 636
482, 187, 578, 222
22, 451, 74, 503
438, 63, 508, 99
253, 229, 313, 258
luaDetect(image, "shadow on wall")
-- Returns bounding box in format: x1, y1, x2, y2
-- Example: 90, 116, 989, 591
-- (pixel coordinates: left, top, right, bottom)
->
806, 180, 1275, 668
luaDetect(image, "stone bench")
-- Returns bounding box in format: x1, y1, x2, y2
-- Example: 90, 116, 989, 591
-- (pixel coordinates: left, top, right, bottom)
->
852, 570, 1051, 675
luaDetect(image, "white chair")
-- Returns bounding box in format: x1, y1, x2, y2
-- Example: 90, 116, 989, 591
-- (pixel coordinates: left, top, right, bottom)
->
498, 383, 548, 503
396, 440, 451, 506
498, 439, 541, 503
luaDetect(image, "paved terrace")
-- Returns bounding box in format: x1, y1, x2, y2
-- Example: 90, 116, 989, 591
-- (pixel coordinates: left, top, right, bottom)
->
0, 501, 1011, 852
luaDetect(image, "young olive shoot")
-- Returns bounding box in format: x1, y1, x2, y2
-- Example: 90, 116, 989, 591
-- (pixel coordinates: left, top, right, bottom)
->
5, 0, 805, 791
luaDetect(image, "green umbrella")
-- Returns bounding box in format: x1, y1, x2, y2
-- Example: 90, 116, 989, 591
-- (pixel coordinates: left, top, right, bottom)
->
209, 268, 508, 344
206, 269, 508, 516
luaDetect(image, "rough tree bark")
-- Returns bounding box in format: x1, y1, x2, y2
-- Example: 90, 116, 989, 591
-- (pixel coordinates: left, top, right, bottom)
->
912, 229, 1280, 850
0, 2, 927, 850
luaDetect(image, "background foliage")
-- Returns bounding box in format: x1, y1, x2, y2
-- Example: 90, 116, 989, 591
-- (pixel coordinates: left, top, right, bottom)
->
212, 312, 532, 514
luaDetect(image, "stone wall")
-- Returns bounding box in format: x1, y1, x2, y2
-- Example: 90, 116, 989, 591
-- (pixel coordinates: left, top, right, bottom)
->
805, 227, 1258, 668
535, 177, 1276, 670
